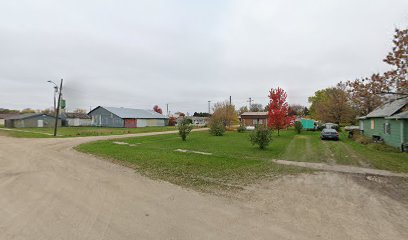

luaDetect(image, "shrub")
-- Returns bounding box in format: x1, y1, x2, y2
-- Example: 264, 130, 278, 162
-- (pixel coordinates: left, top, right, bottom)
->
294, 121, 302, 134
352, 132, 373, 145
209, 120, 225, 136
178, 119, 193, 141
237, 124, 246, 133
249, 125, 272, 149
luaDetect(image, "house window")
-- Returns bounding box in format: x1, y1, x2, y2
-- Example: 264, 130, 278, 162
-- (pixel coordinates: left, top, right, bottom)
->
384, 122, 391, 134
252, 119, 257, 125
259, 119, 263, 124
371, 119, 374, 129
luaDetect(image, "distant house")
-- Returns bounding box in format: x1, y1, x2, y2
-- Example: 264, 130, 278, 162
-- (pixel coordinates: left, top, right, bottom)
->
187, 116, 209, 126
88, 106, 168, 128
359, 98, 408, 151
4, 113, 62, 128
63, 112, 92, 127
240, 112, 268, 126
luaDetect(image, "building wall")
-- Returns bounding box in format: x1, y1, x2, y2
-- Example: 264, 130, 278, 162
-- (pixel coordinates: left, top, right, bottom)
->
0, 119, 4, 125
241, 116, 268, 126
89, 107, 124, 127
67, 118, 92, 127
145, 119, 166, 127
124, 119, 137, 128
361, 118, 407, 149
7, 116, 61, 128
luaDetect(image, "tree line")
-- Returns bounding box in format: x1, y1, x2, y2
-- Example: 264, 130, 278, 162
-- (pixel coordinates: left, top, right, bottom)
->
308, 28, 407, 124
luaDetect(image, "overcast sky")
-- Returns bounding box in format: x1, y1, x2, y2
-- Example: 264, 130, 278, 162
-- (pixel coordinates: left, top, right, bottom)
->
0, 0, 407, 114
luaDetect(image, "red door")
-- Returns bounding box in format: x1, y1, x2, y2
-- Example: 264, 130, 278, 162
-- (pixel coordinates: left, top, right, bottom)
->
124, 119, 137, 128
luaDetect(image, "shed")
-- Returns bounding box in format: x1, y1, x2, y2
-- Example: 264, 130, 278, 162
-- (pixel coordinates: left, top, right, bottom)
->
64, 112, 92, 127
359, 98, 408, 151
240, 112, 268, 126
88, 106, 168, 128
4, 113, 62, 128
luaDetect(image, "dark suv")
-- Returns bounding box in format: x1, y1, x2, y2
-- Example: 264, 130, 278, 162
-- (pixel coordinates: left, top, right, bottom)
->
320, 128, 339, 140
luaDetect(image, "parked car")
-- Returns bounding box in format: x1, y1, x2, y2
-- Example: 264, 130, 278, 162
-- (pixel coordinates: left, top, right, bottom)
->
320, 128, 339, 140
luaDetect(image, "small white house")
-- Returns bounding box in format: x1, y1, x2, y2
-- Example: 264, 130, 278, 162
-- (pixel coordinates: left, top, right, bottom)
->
65, 113, 92, 127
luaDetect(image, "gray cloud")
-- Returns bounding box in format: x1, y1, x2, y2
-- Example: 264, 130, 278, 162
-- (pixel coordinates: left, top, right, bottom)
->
0, 0, 407, 114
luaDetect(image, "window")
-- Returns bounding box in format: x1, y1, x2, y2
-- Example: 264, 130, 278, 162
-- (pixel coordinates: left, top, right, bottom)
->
371, 119, 374, 129
252, 119, 257, 125
259, 119, 263, 124
384, 122, 391, 134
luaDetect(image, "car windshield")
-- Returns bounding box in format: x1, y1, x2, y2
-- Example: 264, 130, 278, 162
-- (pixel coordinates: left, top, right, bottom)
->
323, 129, 337, 133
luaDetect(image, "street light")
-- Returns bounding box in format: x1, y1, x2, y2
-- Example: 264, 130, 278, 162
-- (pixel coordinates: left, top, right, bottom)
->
47, 80, 59, 112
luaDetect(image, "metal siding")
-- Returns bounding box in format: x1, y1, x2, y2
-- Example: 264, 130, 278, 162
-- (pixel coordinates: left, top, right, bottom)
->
9, 115, 61, 128
67, 118, 92, 126
89, 107, 124, 127
137, 119, 147, 127
124, 119, 137, 128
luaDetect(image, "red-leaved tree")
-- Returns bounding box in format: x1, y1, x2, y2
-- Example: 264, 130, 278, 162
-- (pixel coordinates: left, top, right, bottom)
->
268, 87, 291, 136
153, 105, 163, 114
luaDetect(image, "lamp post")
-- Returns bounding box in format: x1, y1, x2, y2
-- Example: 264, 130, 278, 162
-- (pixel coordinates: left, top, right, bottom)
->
47, 79, 63, 137
47, 80, 58, 112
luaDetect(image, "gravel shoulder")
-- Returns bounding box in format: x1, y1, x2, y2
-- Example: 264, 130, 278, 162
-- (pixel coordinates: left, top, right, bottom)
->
0, 132, 407, 240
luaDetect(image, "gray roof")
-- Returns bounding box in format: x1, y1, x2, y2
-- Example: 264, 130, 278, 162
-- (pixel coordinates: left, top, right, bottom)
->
0, 113, 20, 119
98, 106, 168, 119
365, 98, 408, 118
240, 112, 268, 116
386, 111, 408, 119
5, 113, 59, 120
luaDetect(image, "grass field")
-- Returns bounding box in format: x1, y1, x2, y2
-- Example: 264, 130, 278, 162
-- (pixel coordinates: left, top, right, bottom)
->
77, 131, 308, 192
0, 126, 177, 138
283, 131, 408, 172
77, 129, 408, 192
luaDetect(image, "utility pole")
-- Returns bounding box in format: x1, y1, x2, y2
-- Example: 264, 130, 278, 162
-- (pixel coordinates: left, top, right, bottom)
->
166, 103, 169, 116
54, 78, 63, 137
208, 100, 211, 114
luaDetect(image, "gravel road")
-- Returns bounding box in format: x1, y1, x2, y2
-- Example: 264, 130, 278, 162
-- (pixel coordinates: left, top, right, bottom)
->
0, 132, 407, 240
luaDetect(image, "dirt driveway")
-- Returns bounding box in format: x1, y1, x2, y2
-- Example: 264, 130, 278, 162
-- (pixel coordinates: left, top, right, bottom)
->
0, 132, 407, 240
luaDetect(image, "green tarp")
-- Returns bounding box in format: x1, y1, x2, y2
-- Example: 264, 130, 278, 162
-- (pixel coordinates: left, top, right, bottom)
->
301, 119, 315, 129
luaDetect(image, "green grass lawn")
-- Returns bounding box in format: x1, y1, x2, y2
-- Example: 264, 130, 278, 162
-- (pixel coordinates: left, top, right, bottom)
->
0, 126, 177, 138
77, 129, 408, 193
283, 130, 408, 172
77, 131, 308, 192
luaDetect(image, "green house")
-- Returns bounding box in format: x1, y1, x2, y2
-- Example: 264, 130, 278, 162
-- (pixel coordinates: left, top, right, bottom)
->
359, 98, 408, 151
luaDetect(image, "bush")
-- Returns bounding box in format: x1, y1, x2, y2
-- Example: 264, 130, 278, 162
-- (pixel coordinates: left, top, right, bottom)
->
249, 125, 272, 149
352, 132, 373, 145
178, 119, 193, 141
209, 120, 225, 136
294, 121, 302, 134
237, 124, 246, 133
